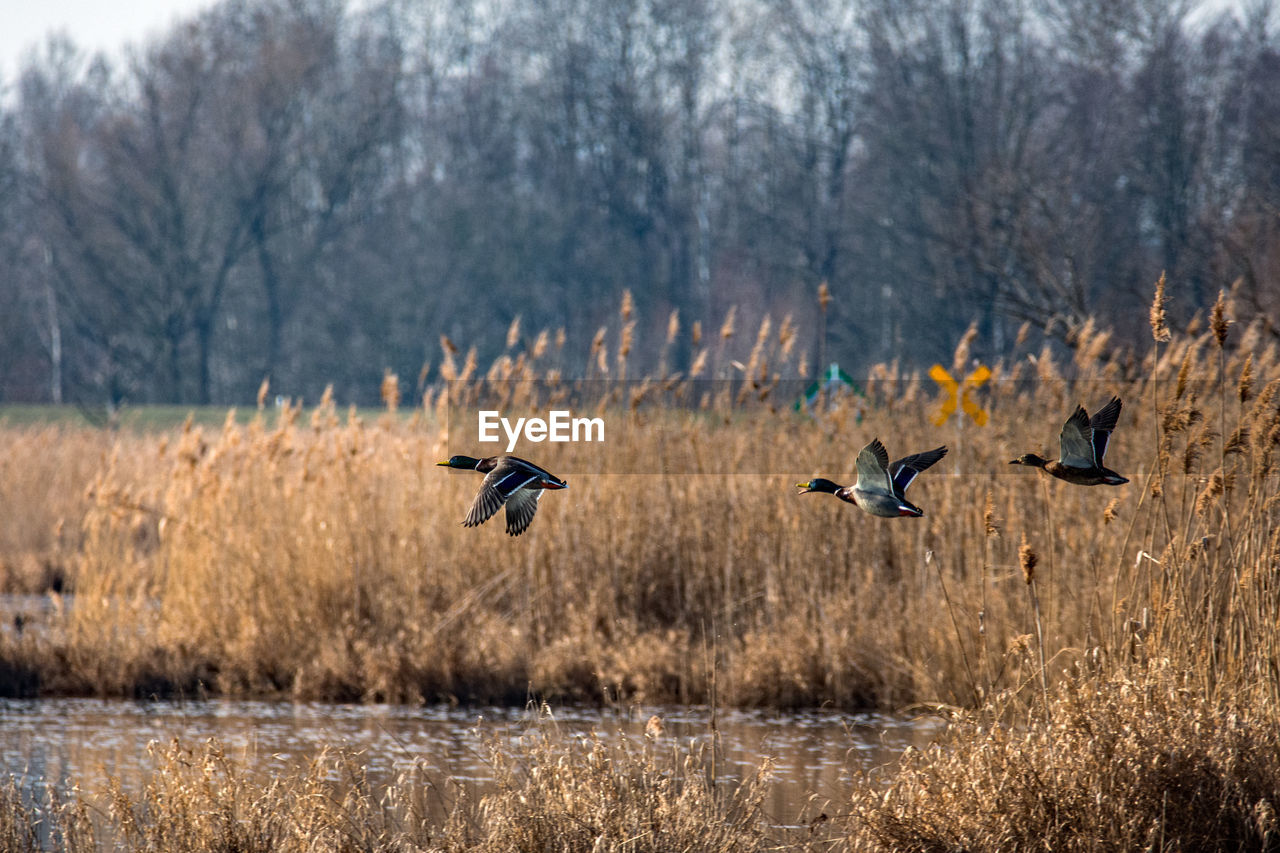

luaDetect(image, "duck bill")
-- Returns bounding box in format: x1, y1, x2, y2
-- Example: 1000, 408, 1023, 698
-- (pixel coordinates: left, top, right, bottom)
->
796, 481, 814, 493
436, 460, 452, 466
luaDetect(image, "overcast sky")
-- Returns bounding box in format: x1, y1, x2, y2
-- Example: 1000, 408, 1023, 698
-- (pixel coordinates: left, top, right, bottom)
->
1, 0, 215, 79
0, 0, 1253, 83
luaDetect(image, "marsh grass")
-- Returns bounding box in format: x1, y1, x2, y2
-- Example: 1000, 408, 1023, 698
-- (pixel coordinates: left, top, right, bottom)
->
0, 670, 1272, 852
0, 717, 778, 852
436, 721, 775, 851
850, 663, 1280, 851
0, 295, 1275, 716
0, 426, 117, 593
0, 289, 1277, 848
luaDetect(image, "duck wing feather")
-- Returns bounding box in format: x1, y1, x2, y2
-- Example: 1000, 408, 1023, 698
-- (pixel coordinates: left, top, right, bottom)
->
504, 488, 543, 536
855, 439, 893, 496
1058, 405, 1097, 469
890, 446, 948, 497
463, 461, 540, 527
1087, 397, 1122, 465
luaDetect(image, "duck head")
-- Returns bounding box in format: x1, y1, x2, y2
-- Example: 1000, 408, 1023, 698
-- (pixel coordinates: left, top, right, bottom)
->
796, 478, 841, 495
437, 455, 483, 469
1009, 453, 1049, 469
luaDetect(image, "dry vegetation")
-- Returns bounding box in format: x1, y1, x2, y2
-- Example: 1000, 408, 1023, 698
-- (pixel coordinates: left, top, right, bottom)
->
852, 663, 1280, 851
0, 674, 1275, 852
0, 285, 1278, 849
0, 718, 783, 852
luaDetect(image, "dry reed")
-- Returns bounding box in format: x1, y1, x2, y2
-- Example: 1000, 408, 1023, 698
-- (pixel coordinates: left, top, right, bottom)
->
850, 663, 1280, 851
0, 293, 1273, 717
0, 717, 776, 852
0, 285, 1276, 850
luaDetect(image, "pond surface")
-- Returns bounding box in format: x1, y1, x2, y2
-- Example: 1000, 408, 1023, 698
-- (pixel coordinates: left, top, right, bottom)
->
0, 697, 943, 828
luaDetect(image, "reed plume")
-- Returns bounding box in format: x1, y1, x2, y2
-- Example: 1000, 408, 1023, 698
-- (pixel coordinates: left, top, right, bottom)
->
1150, 271, 1171, 343
1210, 289, 1230, 349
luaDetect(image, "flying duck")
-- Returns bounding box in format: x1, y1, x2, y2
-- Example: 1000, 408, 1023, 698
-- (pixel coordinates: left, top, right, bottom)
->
437, 455, 568, 535
1010, 396, 1128, 486
797, 439, 948, 517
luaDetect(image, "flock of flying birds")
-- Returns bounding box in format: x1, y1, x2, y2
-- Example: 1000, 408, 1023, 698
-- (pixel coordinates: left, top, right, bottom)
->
437, 397, 1129, 536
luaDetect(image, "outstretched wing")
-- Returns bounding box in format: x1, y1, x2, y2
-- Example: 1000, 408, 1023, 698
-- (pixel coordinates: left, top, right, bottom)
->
463, 463, 539, 527
890, 446, 948, 497
1058, 405, 1096, 469
504, 488, 543, 536
855, 438, 893, 495
1088, 397, 1123, 465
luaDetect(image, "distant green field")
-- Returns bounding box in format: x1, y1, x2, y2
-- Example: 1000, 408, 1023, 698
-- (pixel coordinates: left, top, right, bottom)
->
0, 403, 413, 431
0, 403, 230, 430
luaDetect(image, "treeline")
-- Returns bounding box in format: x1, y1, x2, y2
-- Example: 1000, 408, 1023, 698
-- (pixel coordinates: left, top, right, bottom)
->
0, 0, 1277, 406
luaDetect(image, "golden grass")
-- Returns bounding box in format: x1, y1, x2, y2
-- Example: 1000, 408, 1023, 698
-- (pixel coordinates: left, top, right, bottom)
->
0, 425, 119, 593
0, 287, 1277, 850
0, 671, 1272, 852
850, 663, 1280, 851
0, 720, 777, 852
0, 300, 1275, 714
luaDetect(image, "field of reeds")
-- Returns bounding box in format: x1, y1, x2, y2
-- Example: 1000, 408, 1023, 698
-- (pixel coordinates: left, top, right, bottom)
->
3, 664, 1275, 851
1, 281, 1278, 849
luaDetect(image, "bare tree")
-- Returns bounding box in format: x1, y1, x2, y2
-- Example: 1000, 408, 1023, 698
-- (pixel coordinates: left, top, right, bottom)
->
1219, 0, 1280, 337
4, 0, 1280, 402
853, 0, 1060, 356
201, 0, 406, 394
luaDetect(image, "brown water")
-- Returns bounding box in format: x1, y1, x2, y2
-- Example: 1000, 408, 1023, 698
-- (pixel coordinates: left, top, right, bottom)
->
0, 697, 942, 829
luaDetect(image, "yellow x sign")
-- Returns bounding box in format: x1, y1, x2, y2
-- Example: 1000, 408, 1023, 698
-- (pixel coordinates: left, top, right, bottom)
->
930, 364, 991, 426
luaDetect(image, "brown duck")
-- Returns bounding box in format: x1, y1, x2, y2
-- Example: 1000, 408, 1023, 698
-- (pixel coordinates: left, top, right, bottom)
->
437, 455, 568, 535
1010, 396, 1128, 486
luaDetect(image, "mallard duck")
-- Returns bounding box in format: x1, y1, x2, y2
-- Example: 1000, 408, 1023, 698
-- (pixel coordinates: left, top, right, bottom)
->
797, 439, 948, 517
1010, 396, 1128, 486
437, 455, 568, 535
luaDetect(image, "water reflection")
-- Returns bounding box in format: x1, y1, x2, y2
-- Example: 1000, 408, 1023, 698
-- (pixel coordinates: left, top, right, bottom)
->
0, 698, 942, 826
